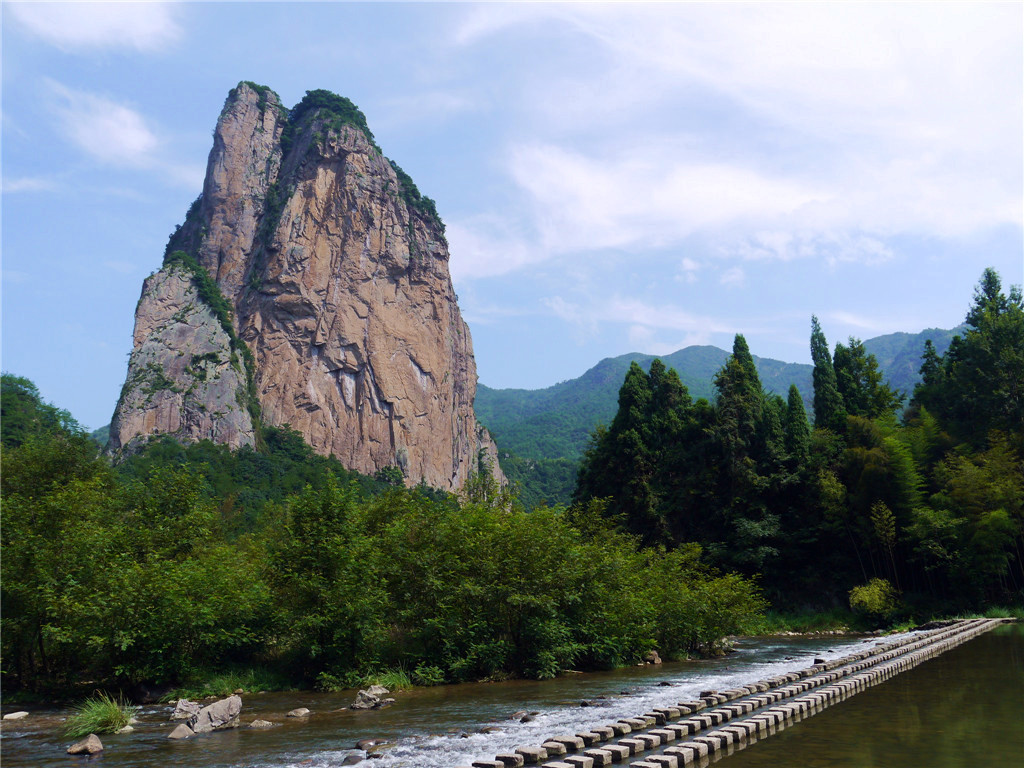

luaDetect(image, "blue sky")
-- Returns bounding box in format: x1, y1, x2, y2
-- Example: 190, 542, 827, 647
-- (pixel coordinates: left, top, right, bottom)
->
3, 2, 1022, 431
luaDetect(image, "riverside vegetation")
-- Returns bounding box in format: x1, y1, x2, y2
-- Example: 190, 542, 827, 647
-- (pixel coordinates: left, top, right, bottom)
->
575, 268, 1023, 620
1, 384, 764, 697
2, 269, 1020, 701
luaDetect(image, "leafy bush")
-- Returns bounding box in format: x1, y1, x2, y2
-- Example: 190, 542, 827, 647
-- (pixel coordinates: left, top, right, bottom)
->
411, 664, 445, 687
849, 578, 901, 625
64, 692, 138, 738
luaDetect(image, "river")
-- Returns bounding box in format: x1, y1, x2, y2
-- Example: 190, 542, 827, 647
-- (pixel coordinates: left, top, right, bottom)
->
1, 626, 1018, 767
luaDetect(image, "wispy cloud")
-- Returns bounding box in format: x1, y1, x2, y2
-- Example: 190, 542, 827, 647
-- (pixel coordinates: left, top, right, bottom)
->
49, 81, 158, 166
719, 267, 745, 287
9, 2, 182, 52
509, 143, 822, 255
2, 177, 57, 193
447, 216, 541, 282
377, 90, 478, 130
545, 294, 735, 338
45, 80, 201, 188
448, 3, 1022, 279
725, 231, 896, 267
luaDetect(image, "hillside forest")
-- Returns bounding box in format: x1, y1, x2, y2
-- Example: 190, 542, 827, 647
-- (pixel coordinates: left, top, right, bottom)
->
576, 268, 1023, 611
1, 268, 1020, 696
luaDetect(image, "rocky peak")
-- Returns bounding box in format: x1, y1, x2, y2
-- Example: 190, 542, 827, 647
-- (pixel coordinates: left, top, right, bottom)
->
110, 82, 502, 490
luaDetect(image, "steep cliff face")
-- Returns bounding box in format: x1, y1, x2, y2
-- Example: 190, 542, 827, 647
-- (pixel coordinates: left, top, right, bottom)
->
110, 83, 501, 490
108, 262, 255, 454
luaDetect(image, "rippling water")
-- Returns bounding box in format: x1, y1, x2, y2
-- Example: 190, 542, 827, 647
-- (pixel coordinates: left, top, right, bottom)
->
0, 631, 957, 768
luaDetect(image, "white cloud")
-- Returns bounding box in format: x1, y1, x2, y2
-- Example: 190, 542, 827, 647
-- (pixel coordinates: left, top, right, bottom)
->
45, 81, 199, 187
508, 142, 823, 254
726, 231, 895, 267
49, 81, 158, 166
451, 3, 1022, 275
550, 294, 735, 336
447, 216, 540, 281
719, 267, 745, 287
9, 2, 182, 52
2, 177, 57, 193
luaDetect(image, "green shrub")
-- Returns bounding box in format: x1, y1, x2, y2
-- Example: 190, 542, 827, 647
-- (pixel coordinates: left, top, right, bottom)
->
849, 578, 901, 625
411, 664, 445, 687
64, 692, 138, 738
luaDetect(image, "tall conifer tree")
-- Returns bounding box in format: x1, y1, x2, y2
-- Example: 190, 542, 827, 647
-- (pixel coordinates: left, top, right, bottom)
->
810, 316, 845, 431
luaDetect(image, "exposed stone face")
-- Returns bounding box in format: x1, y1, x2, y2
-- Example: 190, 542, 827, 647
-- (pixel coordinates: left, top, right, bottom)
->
110, 82, 501, 490
108, 264, 255, 454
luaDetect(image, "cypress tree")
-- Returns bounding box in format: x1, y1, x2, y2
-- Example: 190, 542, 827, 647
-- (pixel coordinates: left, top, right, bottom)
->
783, 384, 810, 462
810, 316, 845, 431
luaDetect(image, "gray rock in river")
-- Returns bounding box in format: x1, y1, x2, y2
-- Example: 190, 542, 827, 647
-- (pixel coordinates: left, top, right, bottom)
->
187, 694, 242, 733
171, 699, 202, 720
168, 723, 195, 739
67, 734, 103, 754
351, 686, 394, 710
287, 708, 311, 718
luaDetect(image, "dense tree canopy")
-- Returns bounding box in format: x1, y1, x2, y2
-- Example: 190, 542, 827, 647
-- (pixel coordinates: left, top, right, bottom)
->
1, 375, 764, 693
576, 269, 1024, 610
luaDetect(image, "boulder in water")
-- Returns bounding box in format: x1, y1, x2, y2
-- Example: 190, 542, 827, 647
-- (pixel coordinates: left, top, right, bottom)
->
171, 699, 202, 720
67, 734, 103, 754
168, 723, 195, 739
188, 695, 242, 733
287, 708, 311, 718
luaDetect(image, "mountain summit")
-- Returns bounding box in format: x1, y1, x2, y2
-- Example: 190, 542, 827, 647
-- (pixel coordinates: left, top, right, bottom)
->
109, 83, 499, 489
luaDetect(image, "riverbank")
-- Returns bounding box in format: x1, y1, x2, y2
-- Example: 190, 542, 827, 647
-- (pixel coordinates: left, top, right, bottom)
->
6, 607, 1019, 708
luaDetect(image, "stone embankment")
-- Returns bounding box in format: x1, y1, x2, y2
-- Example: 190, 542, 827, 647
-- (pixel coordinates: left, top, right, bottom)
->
462, 619, 1008, 768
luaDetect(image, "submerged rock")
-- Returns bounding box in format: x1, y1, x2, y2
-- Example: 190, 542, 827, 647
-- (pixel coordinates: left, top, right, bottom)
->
287, 708, 311, 718
67, 734, 103, 754
249, 719, 275, 728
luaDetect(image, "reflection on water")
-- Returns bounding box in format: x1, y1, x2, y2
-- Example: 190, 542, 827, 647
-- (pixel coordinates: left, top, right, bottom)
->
715, 623, 1023, 768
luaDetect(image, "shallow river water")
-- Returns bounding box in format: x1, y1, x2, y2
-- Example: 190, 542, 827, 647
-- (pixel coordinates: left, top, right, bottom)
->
2, 626, 1018, 767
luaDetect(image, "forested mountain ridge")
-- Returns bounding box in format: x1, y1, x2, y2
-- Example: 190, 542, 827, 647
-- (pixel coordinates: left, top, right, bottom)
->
479, 326, 964, 509
479, 326, 962, 464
